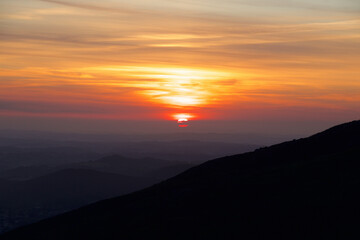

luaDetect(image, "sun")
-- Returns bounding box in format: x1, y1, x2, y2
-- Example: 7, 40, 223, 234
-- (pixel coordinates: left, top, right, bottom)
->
174, 113, 192, 127
177, 118, 188, 123
177, 118, 188, 127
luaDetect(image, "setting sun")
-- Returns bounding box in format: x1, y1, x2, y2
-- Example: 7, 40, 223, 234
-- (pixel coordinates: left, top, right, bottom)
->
173, 113, 193, 127
177, 118, 189, 127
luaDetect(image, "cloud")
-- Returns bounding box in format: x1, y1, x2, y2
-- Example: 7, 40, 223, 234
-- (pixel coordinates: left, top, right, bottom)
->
39, 0, 143, 15
0, 96, 163, 117
227, 0, 360, 13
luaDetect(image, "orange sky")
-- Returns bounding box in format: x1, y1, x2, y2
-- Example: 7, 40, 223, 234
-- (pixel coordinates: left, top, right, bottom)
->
0, 0, 359, 126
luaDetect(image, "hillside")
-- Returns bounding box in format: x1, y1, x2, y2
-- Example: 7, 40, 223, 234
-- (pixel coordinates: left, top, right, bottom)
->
2, 120, 360, 240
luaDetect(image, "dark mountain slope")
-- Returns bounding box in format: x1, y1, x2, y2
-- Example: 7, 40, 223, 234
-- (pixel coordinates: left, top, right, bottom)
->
143, 162, 195, 181
2, 120, 360, 240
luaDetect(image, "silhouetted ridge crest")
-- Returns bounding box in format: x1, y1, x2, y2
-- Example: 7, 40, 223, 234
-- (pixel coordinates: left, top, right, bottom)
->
200, 119, 360, 169
309, 120, 360, 143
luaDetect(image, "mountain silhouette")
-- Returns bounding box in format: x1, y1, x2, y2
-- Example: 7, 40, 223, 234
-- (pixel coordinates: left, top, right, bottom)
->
1, 120, 360, 240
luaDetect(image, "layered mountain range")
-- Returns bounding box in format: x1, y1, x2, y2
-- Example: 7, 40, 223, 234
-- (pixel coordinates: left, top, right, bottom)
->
2, 120, 360, 240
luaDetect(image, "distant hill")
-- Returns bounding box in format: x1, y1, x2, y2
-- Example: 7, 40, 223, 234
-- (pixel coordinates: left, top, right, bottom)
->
0, 154, 195, 181
0, 139, 261, 168
0, 165, 55, 181
0, 168, 148, 206
2, 120, 360, 239
0, 169, 150, 234
0, 146, 101, 171
109, 140, 260, 162
70, 154, 188, 177
0, 141, 259, 180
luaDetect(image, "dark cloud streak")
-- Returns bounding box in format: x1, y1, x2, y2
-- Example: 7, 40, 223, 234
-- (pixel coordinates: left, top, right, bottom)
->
39, 0, 144, 15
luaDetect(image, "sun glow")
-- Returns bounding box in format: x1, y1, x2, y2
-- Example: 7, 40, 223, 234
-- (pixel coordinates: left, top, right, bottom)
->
174, 113, 193, 120
84, 65, 235, 108
161, 96, 202, 106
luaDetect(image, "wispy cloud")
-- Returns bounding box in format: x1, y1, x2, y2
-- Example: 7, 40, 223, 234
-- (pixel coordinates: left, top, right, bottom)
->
39, 0, 144, 15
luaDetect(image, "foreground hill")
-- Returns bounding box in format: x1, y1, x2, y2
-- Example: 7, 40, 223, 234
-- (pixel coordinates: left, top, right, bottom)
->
2, 120, 360, 239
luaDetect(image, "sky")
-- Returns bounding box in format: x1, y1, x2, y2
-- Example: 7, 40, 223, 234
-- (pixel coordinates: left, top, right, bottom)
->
0, 0, 359, 134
